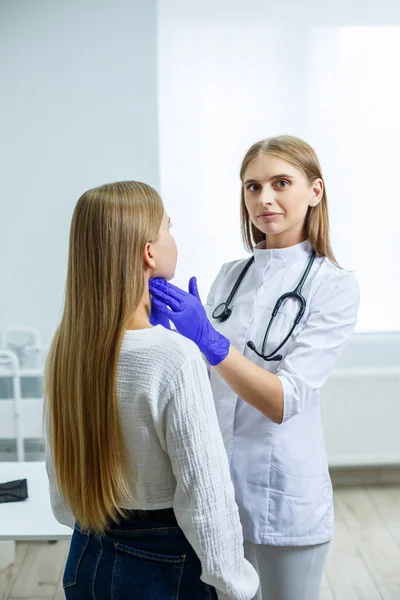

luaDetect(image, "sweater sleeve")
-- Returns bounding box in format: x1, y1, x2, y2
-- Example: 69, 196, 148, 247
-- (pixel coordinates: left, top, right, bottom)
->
161, 355, 259, 600
44, 418, 75, 529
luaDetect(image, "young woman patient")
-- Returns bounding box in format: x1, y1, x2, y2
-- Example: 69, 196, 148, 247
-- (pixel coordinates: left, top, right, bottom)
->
44, 181, 258, 600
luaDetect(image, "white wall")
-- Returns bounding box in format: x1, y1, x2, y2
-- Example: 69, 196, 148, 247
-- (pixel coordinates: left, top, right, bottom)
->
0, 0, 159, 344
158, 0, 400, 332
2, 0, 400, 343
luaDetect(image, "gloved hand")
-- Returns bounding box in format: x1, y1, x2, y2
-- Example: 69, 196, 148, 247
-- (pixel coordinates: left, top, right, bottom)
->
149, 292, 171, 329
149, 277, 230, 366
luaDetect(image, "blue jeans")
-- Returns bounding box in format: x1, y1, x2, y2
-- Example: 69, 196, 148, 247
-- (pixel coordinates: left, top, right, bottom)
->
63, 509, 218, 599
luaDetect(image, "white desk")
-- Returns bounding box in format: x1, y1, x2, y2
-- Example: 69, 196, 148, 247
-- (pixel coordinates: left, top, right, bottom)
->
0, 462, 71, 571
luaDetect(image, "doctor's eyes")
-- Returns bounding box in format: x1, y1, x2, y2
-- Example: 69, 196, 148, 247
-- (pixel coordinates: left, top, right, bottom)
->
245, 180, 290, 192
246, 183, 261, 192
275, 180, 290, 189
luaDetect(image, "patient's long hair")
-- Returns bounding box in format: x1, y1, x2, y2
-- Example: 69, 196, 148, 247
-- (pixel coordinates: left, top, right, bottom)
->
45, 181, 164, 533
240, 135, 338, 266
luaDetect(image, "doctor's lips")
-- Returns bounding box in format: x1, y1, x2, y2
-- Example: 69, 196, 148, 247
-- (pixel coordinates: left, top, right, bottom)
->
257, 211, 283, 221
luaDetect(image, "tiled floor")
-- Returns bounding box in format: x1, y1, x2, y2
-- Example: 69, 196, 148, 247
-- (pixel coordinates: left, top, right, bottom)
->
1, 485, 400, 600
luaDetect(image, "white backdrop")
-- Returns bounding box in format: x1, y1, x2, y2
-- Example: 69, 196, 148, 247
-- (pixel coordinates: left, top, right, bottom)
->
0, 0, 159, 344
158, 0, 400, 332
2, 0, 400, 340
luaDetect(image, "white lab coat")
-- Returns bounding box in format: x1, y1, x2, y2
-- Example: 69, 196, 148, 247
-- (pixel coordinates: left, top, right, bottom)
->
204, 240, 359, 546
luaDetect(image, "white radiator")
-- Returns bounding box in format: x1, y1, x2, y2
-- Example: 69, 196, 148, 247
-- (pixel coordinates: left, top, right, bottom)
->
320, 332, 400, 467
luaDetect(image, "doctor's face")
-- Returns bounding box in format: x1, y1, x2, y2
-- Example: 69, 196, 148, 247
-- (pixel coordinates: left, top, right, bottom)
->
243, 153, 323, 248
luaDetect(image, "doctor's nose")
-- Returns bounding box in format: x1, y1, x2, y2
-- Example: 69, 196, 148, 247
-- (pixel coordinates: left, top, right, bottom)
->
259, 187, 276, 206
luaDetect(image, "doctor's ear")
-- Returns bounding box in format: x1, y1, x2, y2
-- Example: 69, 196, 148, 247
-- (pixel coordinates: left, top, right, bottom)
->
144, 242, 157, 273
309, 178, 323, 208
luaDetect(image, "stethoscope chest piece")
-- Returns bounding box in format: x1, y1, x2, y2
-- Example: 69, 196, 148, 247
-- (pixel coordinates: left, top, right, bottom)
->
212, 303, 232, 322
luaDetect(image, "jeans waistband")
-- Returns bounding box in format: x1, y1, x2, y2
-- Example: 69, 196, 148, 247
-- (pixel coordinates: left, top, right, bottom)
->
121, 508, 177, 524
75, 508, 178, 535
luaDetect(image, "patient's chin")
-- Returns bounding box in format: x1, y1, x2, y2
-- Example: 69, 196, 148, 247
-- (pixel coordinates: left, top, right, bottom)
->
150, 271, 174, 282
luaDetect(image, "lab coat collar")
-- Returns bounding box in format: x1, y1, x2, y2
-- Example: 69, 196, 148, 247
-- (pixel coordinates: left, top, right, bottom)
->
253, 239, 313, 272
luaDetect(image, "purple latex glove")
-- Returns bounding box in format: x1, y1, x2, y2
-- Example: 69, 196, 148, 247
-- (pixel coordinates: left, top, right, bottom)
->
149, 277, 230, 366
149, 292, 171, 329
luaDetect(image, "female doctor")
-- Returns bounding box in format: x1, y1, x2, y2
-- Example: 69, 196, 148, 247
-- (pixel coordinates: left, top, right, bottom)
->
149, 135, 360, 600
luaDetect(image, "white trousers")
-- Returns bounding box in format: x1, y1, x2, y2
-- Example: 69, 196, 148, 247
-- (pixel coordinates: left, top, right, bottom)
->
244, 540, 330, 600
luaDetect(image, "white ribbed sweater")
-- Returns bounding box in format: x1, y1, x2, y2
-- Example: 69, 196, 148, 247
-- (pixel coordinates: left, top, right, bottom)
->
45, 326, 259, 600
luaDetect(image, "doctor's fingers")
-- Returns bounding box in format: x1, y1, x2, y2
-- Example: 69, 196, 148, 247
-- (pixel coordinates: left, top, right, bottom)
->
150, 288, 182, 311
150, 280, 189, 301
188, 277, 201, 301
151, 297, 174, 317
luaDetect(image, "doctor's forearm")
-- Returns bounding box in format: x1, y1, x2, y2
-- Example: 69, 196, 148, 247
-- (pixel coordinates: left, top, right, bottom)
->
216, 345, 284, 424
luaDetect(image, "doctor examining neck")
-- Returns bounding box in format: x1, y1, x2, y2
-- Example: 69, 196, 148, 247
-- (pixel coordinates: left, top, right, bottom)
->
149, 136, 354, 426
150, 134, 359, 600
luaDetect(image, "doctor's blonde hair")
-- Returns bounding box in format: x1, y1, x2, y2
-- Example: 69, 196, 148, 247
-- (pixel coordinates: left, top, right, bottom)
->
240, 135, 338, 265
45, 181, 164, 533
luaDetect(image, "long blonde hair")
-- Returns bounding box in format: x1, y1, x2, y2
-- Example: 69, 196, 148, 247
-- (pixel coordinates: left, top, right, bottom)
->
240, 135, 338, 265
45, 181, 164, 533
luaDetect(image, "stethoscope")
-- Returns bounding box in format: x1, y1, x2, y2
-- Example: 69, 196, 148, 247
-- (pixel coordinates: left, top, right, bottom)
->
212, 249, 316, 362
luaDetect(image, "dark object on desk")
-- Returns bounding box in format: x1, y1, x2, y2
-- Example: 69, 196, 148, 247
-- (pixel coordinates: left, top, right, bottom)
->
0, 478, 28, 503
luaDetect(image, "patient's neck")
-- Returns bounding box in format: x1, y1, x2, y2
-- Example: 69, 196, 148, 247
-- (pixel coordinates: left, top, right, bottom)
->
126, 288, 152, 331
